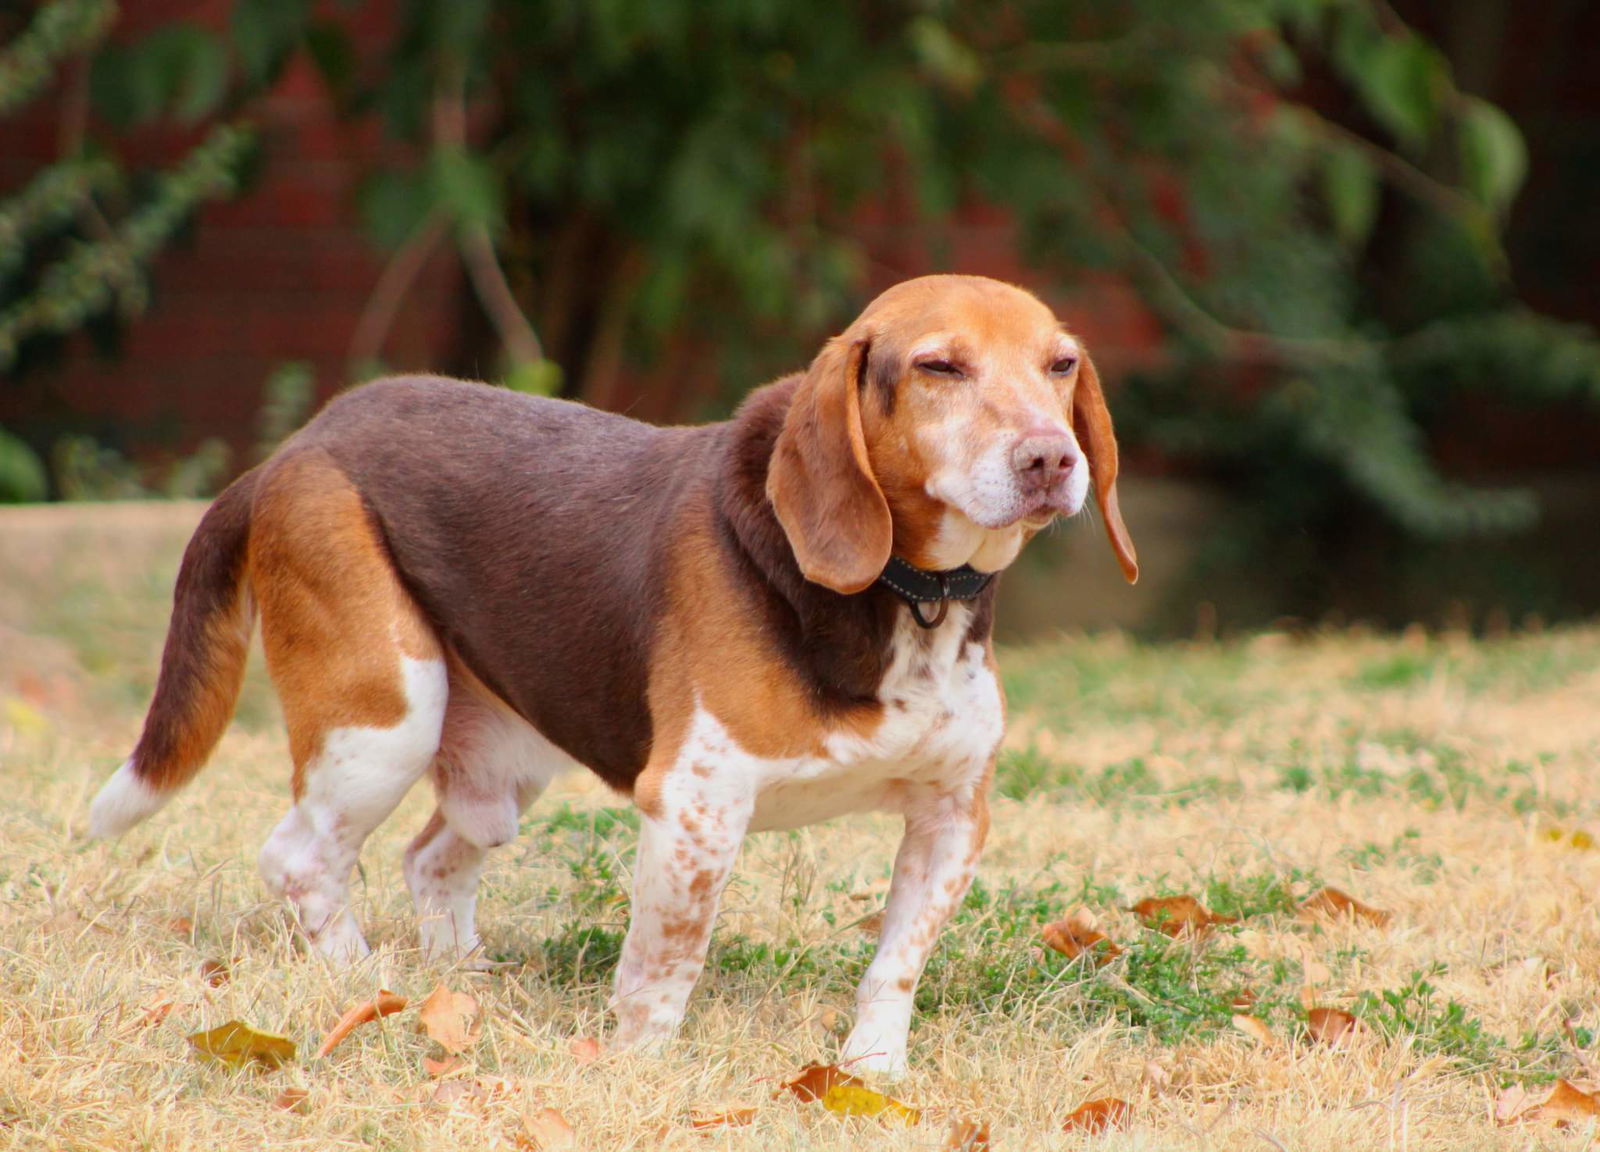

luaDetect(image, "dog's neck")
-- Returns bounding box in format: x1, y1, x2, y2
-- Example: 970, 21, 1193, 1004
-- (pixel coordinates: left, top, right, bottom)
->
710, 377, 996, 708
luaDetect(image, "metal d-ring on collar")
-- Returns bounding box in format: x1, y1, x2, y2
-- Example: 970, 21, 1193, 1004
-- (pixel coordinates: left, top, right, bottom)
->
874, 555, 996, 630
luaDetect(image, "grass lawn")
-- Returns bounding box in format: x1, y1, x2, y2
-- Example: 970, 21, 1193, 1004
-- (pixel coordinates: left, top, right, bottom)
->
3, 502, 1599, 1150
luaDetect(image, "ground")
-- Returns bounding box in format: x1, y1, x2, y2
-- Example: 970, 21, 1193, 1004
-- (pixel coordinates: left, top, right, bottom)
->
2, 502, 1599, 1151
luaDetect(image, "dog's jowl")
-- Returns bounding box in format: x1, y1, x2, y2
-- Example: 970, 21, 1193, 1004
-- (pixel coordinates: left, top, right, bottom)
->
89, 274, 1137, 1075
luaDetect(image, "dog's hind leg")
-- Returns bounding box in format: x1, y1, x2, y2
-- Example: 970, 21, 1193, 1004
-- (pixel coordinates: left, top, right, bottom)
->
250, 451, 448, 963
404, 672, 575, 961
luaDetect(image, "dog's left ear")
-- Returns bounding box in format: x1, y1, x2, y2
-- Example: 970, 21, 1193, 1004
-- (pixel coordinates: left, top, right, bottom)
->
1074, 352, 1139, 584
767, 336, 893, 594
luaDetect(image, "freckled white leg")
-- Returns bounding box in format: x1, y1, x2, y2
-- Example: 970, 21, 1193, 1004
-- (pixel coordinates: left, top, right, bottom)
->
403, 810, 489, 959
842, 785, 988, 1077
258, 657, 448, 963
611, 793, 751, 1049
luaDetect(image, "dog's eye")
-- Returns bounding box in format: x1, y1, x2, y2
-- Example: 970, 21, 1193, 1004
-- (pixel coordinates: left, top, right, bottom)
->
1050, 356, 1079, 376
916, 359, 964, 378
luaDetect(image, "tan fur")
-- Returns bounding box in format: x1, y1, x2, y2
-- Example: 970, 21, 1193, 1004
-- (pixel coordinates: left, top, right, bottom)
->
247, 450, 441, 793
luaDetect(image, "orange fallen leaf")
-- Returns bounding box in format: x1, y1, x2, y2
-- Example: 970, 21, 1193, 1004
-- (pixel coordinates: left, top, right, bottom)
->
1510, 1080, 1600, 1128
168, 916, 194, 937
1297, 888, 1392, 928
188, 1020, 296, 1069
1306, 1007, 1361, 1046
779, 1063, 864, 1102
688, 1106, 758, 1130
418, 983, 482, 1054
519, 1106, 577, 1149
1229, 988, 1257, 1011
272, 1087, 311, 1114
819, 1083, 919, 1123
423, 1054, 465, 1078
1041, 919, 1122, 966
569, 1035, 604, 1064
857, 910, 885, 936
945, 1116, 991, 1149
1130, 895, 1236, 938
198, 959, 230, 987
140, 999, 175, 1028
1062, 1096, 1131, 1133
313, 989, 408, 1059
1232, 1014, 1276, 1046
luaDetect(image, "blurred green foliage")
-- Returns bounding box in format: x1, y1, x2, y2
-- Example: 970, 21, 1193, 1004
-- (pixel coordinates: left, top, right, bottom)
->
3, 0, 1597, 607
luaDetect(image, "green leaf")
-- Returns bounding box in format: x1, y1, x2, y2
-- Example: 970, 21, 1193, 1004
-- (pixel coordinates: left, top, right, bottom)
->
304, 20, 356, 104
503, 359, 562, 396
1321, 143, 1378, 246
1459, 97, 1527, 214
908, 16, 981, 93
230, 0, 310, 88
162, 24, 228, 124
1355, 35, 1445, 149
429, 147, 503, 232
357, 168, 432, 250
0, 428, 47, 503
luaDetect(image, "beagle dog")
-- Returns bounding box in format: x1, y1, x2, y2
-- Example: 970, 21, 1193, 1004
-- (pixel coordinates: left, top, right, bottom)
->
88, 274, 1136, 1074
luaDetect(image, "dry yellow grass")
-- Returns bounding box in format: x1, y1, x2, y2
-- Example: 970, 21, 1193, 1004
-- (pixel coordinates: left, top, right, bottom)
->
3, 502, 1600, 1150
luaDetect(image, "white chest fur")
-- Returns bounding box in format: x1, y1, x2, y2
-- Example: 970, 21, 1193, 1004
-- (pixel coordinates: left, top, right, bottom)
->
671, 607, 1003, 833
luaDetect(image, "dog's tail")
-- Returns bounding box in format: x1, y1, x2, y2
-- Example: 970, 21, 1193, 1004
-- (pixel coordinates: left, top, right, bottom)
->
89, 469, 260, 838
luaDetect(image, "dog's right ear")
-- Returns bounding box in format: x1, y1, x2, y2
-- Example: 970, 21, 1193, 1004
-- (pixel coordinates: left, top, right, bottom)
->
767, 336, 893, 594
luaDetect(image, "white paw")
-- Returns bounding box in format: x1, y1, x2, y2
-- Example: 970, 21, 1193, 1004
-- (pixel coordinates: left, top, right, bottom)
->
839, 1032, 910, 1080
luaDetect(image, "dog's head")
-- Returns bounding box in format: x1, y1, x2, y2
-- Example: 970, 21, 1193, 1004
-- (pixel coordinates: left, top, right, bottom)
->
767, 274, 1138, 594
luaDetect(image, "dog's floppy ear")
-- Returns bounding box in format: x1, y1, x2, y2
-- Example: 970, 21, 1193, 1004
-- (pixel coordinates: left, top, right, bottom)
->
1074, 351, 1139, 584
767, 336, 893, 594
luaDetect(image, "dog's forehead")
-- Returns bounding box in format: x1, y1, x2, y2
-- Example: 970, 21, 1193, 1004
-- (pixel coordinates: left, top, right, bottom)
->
854, 275, 1064, 349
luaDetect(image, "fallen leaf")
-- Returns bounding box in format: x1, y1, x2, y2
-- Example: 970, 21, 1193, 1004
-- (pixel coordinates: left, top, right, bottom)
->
1540, 827, 1596, 851
856, 910, 885, 936
779, 1063, 864, 1102
1298, 888, 1392, 928
198, 959, 230, 987
817, 1007, 848, 1036
568, 1035, 603, 1064
418, 983, 482, 1054
314, 989, 408, 1059
430, 1075, 521, 1110
1493, 1083, 1541, 1125
1306, 1007, 1361, 1046
272, 1087, 311, 1114
1062, 1097, 1131, 1133
819, 1083, 920, 1123
944, 1116, 991, 1149
1041, 919, 1122, 966
188, 1020, 296, 1069
1232, 1014, 1276, 1046
423, 1054, 465, 1078
1520, 1080, 1600, 1128
168, 916, 195, 937
1228, 988, 1257, 1012
689, 1106, 758, 1130
1130, 895, 1236, 938
140, 999, 175, 1028
519, 1106, 577, 1149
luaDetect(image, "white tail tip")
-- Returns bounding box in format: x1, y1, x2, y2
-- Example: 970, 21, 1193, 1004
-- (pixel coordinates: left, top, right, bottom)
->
88, 759, 169, 839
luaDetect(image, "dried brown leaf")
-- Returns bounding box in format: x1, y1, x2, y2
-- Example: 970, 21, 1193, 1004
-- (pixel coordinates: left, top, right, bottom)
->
1306, 1007, 1361, 1046
944, 1116, 991, 1149
1232, 1014, 1276, 1046
1130, 895, 1236, 938
423, 1054, 465, 1078
519, 1106, 577, 1149
168, 916, 194, 937
1062, 1096, 1131, 1133
198, 959, 230, 987
568, 1035, 604, 1064
1298, 887, 1392, 928
1041, 919, 1122, 966
140, 999, 175, 1028
779, 1063, 864, 1102
418, 983, 482, 1054
857, 910, 885, 936
1521, 1080, 1600, 1128
688, 1106, 758, 1130
313, 989, 408, 1059
272, 1087, 311, 1114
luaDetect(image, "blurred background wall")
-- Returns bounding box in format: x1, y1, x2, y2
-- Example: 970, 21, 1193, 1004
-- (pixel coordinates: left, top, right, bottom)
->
1, 0, 1596, 637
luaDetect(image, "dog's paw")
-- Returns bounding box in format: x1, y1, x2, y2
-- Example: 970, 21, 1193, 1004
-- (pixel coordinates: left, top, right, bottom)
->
839, 1034, 910, 1080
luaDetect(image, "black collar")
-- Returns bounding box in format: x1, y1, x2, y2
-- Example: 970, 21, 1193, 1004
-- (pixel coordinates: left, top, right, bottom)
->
875, 555, 996, 629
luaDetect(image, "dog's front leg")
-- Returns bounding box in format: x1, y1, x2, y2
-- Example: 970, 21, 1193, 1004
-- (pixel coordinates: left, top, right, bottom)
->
611, 780, 752, 1049
841, 780, 989, 1077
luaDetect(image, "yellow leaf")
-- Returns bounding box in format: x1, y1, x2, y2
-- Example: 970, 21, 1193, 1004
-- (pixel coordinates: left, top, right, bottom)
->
819, 1083, 920, 1124
187, 1020, 296, 1069
2, 697, 47, 736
